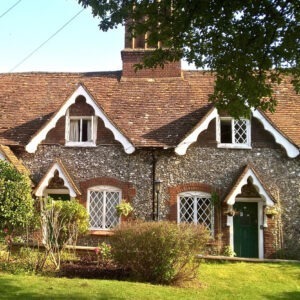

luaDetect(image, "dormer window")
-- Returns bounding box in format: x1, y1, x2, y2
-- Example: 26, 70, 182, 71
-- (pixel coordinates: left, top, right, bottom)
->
217, 117, 251, 149
69, 117, 93, 143
66, 115, 96, 146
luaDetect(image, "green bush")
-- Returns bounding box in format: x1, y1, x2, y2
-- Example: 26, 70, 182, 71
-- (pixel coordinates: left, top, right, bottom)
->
0, 160, 34, 234
111, 221, 210, 284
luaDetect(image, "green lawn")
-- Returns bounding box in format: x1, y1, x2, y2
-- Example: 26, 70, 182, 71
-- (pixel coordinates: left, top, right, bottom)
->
0, 262, 299, 299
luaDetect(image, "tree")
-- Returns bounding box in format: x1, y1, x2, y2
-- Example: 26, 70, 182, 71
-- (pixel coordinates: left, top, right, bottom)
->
0, 160, 34, 235
78, 0, 299, 118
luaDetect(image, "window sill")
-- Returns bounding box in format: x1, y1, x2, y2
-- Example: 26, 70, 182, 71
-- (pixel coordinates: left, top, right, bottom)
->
89, 229, 115, 236
65, 141, 96, 147
217, 144, 252, 150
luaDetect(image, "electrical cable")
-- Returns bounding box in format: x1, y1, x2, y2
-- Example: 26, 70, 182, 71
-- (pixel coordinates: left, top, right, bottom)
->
9, 7, 85, 72
0, 0, 22, 19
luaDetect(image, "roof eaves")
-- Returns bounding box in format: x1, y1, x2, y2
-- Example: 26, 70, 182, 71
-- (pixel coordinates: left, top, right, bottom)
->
34, 159, 81, 197
175, 106, 217, 155
251, 108, 299, 158
0, 145, 30, 175
224, 164, 276, 206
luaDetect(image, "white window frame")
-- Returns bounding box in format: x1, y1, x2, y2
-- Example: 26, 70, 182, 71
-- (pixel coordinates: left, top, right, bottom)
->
65, 109, 97, 147
177, 191, 214, 235
87, 185, 121, 230
216, 116, 251, 149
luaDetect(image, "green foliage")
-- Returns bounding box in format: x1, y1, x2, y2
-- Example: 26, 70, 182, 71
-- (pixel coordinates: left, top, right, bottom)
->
111, 221, 210, 284
78, 0, 300, 118
223, 245, 237, 257
0, 246, 53, 274
95, 242, 112, 266
0, 160, 34, 233
43, 198, 89, 247
42, 198, 89, 269
115, 200, 133, 217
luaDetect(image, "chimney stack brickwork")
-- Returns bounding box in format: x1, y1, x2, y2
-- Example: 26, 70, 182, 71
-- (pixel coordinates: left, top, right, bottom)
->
121, 49, 181, 78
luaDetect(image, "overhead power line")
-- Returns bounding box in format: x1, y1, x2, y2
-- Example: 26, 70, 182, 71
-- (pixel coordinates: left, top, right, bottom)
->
0, 0, 22, 19
9, 8, 85, 72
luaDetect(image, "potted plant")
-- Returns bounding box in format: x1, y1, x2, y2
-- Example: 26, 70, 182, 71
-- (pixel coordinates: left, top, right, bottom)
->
116, 200, 133, 218
265, 206, 279, 217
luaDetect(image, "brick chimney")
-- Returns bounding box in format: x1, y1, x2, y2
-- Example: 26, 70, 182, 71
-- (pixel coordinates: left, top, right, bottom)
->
121, 24, 181, 78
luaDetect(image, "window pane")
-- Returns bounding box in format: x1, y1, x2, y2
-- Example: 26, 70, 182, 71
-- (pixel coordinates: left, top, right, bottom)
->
69, 120, 80, 142
82, 119, 92, 142
89, 190, 104, 229
234, 120, 248, 144
179, 196, 194, 223
220, 119, 232, 143
104, 191, 120, 229
196, 197, 213, 231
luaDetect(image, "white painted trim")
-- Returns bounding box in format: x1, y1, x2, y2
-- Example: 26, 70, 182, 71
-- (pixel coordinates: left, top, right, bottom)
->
44, 188, 71, 200
251, 108, 299, 158
228, 198, 264, 259
25, 85, 135, 154
175, 108, 218, 155
34, 163, 77, 197
226, 168, 275, 207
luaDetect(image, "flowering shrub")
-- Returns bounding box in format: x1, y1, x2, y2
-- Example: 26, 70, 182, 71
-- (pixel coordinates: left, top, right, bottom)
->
111, 221, 210, 284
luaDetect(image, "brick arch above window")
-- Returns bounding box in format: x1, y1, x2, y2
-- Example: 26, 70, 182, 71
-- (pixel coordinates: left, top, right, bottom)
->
80, 177, 136, 206
168, 183, 214, 222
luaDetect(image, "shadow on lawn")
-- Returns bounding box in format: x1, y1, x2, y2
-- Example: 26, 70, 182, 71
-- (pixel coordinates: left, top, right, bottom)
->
264, 291, 300, 300
0, 276, 123, 300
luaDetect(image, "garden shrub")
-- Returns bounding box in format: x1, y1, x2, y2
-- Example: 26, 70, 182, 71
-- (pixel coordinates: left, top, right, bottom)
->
111, 221, 210, 284
0, 160, 34, 235
42, 198, 89, 270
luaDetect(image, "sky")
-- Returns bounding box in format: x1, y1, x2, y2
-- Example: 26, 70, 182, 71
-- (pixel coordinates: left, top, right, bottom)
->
0, 0, 192, 73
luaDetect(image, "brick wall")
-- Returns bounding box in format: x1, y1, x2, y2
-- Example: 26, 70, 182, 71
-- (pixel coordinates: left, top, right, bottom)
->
121, 50, 181, 78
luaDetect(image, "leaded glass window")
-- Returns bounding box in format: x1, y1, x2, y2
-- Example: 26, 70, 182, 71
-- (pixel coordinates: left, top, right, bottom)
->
88, 186, 121, 230
178, 192, 214, 234
219, 117, 251, 147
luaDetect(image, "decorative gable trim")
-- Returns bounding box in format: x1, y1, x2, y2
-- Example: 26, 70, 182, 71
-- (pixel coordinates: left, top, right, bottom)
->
25, 85, 135, 154
251, 108, 299, 158
175, 106, 299, 158
224, 165, 275, 206
175, 107, 218, 155
34, 160, 81, 198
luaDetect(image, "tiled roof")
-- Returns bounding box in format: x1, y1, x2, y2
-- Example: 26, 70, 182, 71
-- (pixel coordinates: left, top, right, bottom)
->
0, 144, 30, 175
0, 71, 299, 148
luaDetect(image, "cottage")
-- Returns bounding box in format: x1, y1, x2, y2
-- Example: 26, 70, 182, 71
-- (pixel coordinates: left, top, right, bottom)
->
0, 30, 299, 259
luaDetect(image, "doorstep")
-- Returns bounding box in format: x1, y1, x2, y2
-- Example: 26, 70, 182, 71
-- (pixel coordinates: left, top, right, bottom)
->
198, 254, 300, 264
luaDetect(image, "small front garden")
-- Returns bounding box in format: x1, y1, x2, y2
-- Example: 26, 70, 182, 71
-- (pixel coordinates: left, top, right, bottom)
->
0, 262, 299, 299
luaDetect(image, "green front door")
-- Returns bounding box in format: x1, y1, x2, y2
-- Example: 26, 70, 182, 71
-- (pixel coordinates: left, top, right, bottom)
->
233, 202, 258, 258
